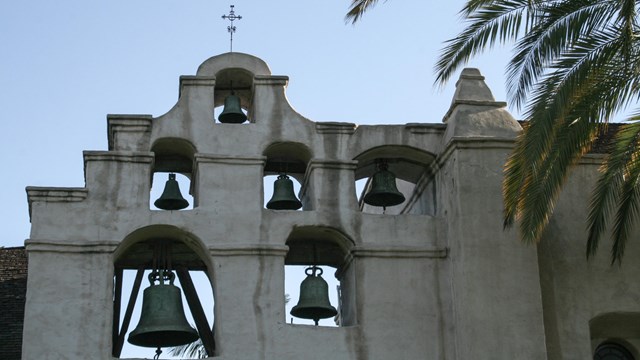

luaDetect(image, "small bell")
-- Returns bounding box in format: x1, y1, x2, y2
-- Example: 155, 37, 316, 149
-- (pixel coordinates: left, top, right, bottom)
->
154, 173, 189, 210
363, 161, 405, 208
290, 266, 337, 325
218, 93, 247, 123
128, 271, 199, 348
266, 174, 302, 210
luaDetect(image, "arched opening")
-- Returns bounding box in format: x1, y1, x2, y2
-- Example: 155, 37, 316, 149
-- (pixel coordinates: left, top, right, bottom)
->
150, 138, 196, 210
284, 226, 356, 327
594, 342, 636, 359
112, 226, 215, 359
354, 145, 436, 215
590, 312, 640, 359
213, 68, 254, 124
263, 142, 311, 211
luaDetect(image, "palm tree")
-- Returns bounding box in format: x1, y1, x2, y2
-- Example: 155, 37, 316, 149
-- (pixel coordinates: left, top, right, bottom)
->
349, 0, 640, 264
435, 0, 640, 264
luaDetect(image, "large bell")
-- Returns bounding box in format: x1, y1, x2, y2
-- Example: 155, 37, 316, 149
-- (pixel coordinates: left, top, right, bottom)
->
218, 93, 247, 123
128, 272, 199, 348
290, 267, 337, 325
266, 174, 302, 210
363, 163, 405, 208
154, 173, 189, 210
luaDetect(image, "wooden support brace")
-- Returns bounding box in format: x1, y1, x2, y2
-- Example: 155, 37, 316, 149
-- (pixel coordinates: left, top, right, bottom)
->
177, 267, 216, 356
113, 265, 145, 357
112, 268, 123, 357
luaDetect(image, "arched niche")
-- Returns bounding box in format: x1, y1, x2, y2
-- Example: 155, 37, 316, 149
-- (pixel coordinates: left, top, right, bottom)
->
114, 225, 211, 270
150, 138, 196, 210
214, 68, 254, 123
590, 312, 640, 359
284, 226, 356, 327
151, 138, 196, 176
354, 145, 436, 215
112, 225, 216, 359
285, 226, 353, 266
354, 145, 436, 182
263, 142, 312, 210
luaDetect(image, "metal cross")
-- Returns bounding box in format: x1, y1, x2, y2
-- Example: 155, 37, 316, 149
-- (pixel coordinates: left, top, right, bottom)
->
221, 5, 242, 52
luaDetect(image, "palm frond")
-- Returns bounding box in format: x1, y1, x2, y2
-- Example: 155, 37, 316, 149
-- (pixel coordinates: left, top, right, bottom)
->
504, 24, 640, 242
586, 124, 621, 257
435, 0, 537, 86
506, 0, 614, 109
588, 119, 640, 263
457, 0, 546, 16
517, 113, 599, 242
503, 128, 529, 228
345, 0, 382, 24
170, 339, 207, 359
462, 0, 498, 15
610, 140, 640, 263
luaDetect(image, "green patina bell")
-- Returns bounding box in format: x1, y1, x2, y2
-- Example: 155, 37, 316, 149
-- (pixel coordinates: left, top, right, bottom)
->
266, 174, 302, 210
363, 162, 405, 208
290, 267, 337, 325
154, 173, 189, 210
128, 272, 199, 348
218, 93, 247, 123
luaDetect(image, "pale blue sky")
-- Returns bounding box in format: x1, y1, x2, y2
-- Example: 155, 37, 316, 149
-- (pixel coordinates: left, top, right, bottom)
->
1, 2, 514, 358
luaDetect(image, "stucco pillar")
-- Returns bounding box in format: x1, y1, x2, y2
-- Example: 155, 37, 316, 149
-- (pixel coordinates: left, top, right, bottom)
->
440, 69, 547, 359
299, 159, 358, 211
22, 242, 115, 359
193, 154, 265, 210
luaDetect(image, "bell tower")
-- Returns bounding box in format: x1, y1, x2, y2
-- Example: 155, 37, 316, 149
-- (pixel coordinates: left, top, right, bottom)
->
23, 52, 562, 359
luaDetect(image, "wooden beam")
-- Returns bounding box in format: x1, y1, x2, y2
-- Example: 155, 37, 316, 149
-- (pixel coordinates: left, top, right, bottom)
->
112, 268, 123, 357
177, 267, 216, 356
113, 265, 145, 357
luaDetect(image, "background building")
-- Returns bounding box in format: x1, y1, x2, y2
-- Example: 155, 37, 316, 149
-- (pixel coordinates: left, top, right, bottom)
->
0, 247, 28, 359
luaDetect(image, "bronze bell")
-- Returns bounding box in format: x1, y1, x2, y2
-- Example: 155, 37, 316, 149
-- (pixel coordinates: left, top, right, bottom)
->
266, 174, 302, 210
290, 266, 337, 325
363, 162, 405, 208
154, 173, 189, 210
128, 271, 199, 348
218, 93, 247, 123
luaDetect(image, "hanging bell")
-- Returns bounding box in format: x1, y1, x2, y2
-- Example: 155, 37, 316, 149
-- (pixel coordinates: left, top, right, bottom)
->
128, 272, 199, 348
363, 162, 405, 208
154, 173, 189, 210
218, 93, 247, 123
290, 267, 337, 325
266, 174, 302, 210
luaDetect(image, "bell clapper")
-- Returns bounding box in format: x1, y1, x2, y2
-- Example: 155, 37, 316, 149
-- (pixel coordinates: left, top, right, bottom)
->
154, 347, 162, 359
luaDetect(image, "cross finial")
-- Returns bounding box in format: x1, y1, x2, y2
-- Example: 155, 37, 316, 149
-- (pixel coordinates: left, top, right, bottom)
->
221, 5, 242, 52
